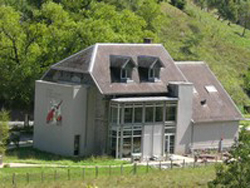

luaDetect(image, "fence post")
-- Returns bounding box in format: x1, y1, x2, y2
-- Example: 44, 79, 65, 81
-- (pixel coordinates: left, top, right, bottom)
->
12, 173, 16, 186
26, 173, 30, 184
109, 165, 111, 176
95, 166, 98, 178
82, 168, 85, 180
183, 159, 185, 168
68, 169, 70, 181
170, 159, 173, 169
120, 164, 123, 175
146, 161, 149, 173
193, 161, 195, 168
159, 161, 161, 170
133, 163, 137, 175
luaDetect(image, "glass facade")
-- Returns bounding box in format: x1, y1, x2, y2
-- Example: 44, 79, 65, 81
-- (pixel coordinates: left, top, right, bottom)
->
109, 101, 177, 158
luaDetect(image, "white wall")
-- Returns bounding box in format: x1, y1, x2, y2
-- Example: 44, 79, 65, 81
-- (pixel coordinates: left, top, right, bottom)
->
33, 80, 87, 156
192, 121, 239, 150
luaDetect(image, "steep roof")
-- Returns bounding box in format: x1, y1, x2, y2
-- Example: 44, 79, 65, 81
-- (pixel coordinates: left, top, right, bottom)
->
51, 43, 186, 95
176, 61, 243, 123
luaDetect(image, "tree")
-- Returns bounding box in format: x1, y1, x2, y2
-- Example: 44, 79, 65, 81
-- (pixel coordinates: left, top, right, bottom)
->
238, 0, 250, 37
0, 109, 9, 155
208, 127, 250, 187
170, 0, 186, 10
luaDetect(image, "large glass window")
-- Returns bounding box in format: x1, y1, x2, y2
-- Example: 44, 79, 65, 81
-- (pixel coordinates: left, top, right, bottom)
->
155, 107, 163, 122
134, 107, 143, 123
166, 105, 176, 121
124, 108, 133, 123
145, 107, 154, 122
133, 137, 141, 153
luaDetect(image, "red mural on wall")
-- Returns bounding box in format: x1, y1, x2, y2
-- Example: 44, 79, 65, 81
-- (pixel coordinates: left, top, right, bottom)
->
46, 100, 63, 124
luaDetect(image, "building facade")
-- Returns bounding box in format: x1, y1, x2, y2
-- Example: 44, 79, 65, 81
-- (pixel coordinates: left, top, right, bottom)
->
34, 43, 242, 159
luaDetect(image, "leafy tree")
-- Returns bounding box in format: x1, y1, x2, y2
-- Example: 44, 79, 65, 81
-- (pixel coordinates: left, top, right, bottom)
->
208, 127, 250, 187
170, 0, 186, 10
0, 109, 9, 155
238, 0, 250, 37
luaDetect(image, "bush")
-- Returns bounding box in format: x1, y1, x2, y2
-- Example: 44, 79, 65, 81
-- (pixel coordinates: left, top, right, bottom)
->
0, 109, 9, 155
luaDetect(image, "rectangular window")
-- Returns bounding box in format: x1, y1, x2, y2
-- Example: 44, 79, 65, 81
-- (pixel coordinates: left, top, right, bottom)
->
134, 107, 143, 123
112, 108, 118, 124
133, 137, 141, 153
74, 135, 80, 156
155, 106, 163, 122
145, 107, 154, 122
166, 106, 176, 121
124, 108, 133, 123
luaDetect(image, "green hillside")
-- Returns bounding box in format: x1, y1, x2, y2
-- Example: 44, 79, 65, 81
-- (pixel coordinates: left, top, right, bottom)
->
158, 2, 250, 108
0, 0, 250, 111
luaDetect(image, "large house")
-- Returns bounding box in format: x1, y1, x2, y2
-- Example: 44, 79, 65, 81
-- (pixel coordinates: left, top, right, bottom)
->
34, 43, 242, 159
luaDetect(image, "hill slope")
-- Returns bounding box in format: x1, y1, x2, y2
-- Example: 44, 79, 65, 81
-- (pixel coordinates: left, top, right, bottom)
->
158, 2, 250, 109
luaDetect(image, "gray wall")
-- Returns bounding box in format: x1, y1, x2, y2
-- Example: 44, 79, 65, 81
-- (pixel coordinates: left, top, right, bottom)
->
169, 82, 193, 154
192, 121, 239, 150
34, 80, 87, 156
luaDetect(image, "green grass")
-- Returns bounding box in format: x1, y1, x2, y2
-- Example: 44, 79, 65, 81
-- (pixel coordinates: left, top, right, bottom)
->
158, 1, 250, 108
4, 147, 128, 166
0, 165, 216, 188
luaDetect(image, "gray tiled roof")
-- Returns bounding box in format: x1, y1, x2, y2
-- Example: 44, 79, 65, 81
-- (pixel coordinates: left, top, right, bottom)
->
176, 61, 243, 123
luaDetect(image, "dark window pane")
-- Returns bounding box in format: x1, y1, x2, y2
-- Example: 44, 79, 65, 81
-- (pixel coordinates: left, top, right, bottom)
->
155, 107, 163, 122
134, 107, 143, 123
133, 137, 141, 153
124, 108, 133, 123
112, 108, 118, 124
154, 69, 160, 79
166, 106, 176, 121
145, 107, 153, 122
121, 69, 126, 78
122, 137, 131, 157
133, 130, 142, 136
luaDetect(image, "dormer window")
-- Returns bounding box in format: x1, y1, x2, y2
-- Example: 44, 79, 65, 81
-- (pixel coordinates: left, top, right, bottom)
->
110, 55, 135, 83
138, 56, 164, 82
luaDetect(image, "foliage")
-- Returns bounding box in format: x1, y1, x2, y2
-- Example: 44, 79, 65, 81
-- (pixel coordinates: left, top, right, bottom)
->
0, 109, 9, 155
170, 0, 186, 10
0, 0, 250, 111
208, 127, 250, 187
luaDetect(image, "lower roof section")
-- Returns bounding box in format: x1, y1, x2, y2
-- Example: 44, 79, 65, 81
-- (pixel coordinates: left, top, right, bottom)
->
111, 96, 178, 103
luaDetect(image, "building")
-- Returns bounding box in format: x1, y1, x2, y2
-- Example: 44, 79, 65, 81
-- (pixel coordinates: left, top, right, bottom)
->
33, 43, 242, 159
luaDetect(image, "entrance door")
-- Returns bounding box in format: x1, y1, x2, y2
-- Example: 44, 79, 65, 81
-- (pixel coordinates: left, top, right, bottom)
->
165, 134, 175, 154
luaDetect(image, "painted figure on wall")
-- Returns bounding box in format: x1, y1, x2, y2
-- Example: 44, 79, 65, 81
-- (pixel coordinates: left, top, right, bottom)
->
46, 100, 63, 125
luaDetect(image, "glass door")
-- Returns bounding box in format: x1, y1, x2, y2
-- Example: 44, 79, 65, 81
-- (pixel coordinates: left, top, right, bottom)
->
165, 134, 175, 154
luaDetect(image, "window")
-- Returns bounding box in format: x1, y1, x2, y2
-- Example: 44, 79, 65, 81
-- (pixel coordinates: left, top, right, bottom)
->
74, 135, 80, 156
124, 108, 133, 123
166, 105, 176, 121
155, 107, 163, 122
138, 55, 164, 82
134, 107, 143, 123
110, 55, 135, 83
145, 107, 154, 122
205, 85, 217, 93
148, 68, 160, 80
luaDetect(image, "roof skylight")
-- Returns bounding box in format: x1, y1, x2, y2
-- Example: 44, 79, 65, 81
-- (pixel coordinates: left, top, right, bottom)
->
205, 85, 217, 93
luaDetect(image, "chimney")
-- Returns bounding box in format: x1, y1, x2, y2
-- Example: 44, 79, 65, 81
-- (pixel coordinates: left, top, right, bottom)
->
143, 38, 153, 44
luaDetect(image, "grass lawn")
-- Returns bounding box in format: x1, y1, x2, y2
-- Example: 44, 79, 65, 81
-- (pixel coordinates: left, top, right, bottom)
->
4, 147, 128, 166
0, 165, 216, 188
